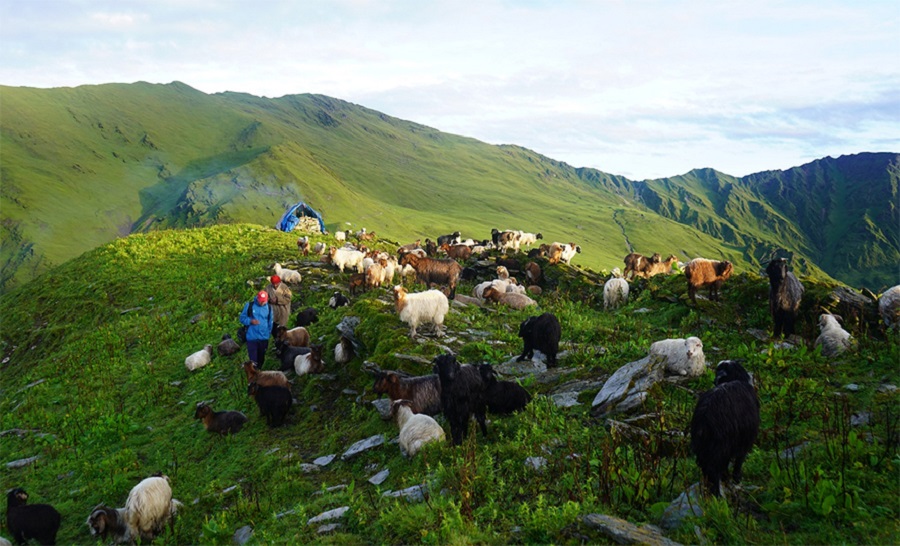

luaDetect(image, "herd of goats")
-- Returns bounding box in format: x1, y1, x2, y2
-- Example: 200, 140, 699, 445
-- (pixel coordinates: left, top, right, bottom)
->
6, 226, 899, 545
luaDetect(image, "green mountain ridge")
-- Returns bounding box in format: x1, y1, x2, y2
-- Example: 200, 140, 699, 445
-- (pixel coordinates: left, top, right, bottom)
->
1, 81, 897, 291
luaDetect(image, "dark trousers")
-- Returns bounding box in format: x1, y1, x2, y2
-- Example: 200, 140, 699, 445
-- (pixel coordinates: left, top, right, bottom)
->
247, 339, 269, 368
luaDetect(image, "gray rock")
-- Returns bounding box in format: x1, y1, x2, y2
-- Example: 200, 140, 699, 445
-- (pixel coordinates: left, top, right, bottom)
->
844, 383, 860, 392
582, 513, 682, 545
525, 456, 547, 471
372, 399, 393, 420
551, 392, 581, 408
233, 525, 253, 545
6, 456, 39, 469
317, 523, 342, 534
851, 412, 870, 427
659, 483, 704, 530
368, 469, 390, 485
307, 506, 349, 525
299, 463, 321, 474
878, 384, 897, 394
591, 356, 665, 416
382, 484, 428, 503
313, 454, 336, 466
341, 435, 384, 460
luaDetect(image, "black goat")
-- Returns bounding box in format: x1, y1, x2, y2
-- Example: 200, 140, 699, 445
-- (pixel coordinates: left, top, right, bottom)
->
248, 383, 293, 427
480, 364, 532, 414
436, 231, 461, 246
328, 291, 350, 309
293, 307, 319, 328
432, 354, 487, 445
194, 402, 248, 435
6, 488, 61, 546
690, 360, 760, 496
766, 258, 804, 337
517, 312, 561, 367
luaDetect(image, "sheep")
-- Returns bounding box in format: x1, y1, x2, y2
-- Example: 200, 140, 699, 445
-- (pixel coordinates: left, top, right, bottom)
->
217, 333, 241, 356
184, 344, 213, 371
432, 354, 488, 446
87, 475, 181, 544
480, 364, 532, 414
603, 278, 630, 310
684, 258, 733, 302
766, 258, 804, 337
248, 382, 293, 427
650, 336, 706, 377
328, 291, 350, 309
297, 236, 310, 255
398, 252, 463, 299
370, 367, 443, 416
481, 286, 537, 309
293, 343, 325, 376
436, 231, 462, 246
623, 252, 660, 279
517, 312, 561, 367
329, 246, 366, 273
391, 399, 446, 457
6, 488, 61, 546
242, 360, 292, 388
815, 313, 852, 357
274, 325, 309, 348
293, 307, 319, 328
273, 262, 302, 284
691, 360, 760, 496
393, 285, 449, 338
194, 402, 248, 435
878, 285, 900, 329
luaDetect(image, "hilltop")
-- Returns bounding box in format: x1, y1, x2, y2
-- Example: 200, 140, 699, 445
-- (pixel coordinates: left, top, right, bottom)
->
1, 82, 897, 292
1, 224, 897, 544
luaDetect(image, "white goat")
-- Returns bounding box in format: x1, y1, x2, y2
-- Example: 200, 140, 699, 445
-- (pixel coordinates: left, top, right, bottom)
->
329, 247, 366, 273
815, 313, 852, 357
86, 475, 182, 544
391, 399, 446, 457
273, 262, 302, 284
184, 344, 213, 371
603, 278, 630, 310
393, 286, 449, 338
650, 336, 706, 377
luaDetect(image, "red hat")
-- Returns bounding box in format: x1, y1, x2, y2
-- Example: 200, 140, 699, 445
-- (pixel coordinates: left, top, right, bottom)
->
257, 290, 269, 304
271, 275, 281, 284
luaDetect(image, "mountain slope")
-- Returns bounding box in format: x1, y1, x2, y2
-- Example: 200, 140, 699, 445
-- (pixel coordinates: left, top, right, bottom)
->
1, 82, 896, 290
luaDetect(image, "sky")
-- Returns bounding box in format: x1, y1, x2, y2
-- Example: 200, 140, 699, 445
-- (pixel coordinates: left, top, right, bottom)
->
1, 0, 898, 180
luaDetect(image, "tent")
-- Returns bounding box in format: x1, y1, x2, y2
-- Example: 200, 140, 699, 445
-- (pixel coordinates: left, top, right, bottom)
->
276, 201, 326, 233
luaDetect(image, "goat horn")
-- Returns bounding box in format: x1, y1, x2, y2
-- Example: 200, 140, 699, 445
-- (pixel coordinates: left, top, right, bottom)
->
362, 360, 382, 375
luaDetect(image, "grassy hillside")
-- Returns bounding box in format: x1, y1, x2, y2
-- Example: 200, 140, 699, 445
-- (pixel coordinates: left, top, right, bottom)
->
1, 224, 897, 544
1, 82, 897, 293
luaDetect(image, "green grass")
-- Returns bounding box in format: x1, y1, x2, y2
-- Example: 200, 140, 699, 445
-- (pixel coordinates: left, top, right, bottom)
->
1, 223, 897, 544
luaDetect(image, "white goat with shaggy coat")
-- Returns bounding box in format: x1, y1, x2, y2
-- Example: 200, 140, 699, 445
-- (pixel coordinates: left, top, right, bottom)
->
603, 278, 630, 310
391, 399, 445, 456
650, 336, 706, 377
86, 475, 182, 544
273, 262, 302, 284
393, 286, 449, 338
815, 313, 852, 357
184, 344, 213, 371
329, 247, 366, 273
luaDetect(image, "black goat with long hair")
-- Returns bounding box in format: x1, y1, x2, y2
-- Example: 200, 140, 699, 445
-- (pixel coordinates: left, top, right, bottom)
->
690, 360, 760, 496
6, 487, 61, 546
480, 364, 532, 414
517, 312, 561, 367
432, 354, 487, 445
766, 257, 804, 337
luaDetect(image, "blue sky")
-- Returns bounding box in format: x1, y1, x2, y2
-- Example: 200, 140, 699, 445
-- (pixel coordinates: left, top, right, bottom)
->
1, 0, 898, 179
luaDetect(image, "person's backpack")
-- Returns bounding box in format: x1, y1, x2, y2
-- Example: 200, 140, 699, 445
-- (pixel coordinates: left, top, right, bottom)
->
236, 299, 256, 343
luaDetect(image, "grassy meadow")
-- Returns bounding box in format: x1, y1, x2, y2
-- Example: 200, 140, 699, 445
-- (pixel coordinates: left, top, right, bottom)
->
1, 223, 898, 544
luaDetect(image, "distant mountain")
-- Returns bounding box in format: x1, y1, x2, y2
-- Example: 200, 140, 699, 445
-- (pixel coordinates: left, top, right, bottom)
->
1, 82, 897, 291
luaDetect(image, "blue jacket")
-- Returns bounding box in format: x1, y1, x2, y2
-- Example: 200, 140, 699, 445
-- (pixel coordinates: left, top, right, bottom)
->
239, 300, 273, 341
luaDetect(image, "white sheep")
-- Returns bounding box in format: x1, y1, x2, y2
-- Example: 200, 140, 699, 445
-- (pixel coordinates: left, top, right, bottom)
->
603, 278, 630, 310
650, 336, 706, 377
329, 247, 366, 273
273, 262, 302, 284
86, 475, 182, 544
815, 313, 852, 357
879, 285, 900, 329
184, 344, 213, 371
393, 286, 449, 338
482, 286, 537, 310
391, 399, 446, 457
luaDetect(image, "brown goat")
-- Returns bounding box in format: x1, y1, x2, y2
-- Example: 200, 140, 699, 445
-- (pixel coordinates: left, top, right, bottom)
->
440, 243, 473, 261
242, 360, 292, 388
524, 261, 542, 286
623, 252, 661, 279
348, 273, 366, 295
274, 325, 310, 347
194, 403, 248, 435
646, 254, 679, 277
684, 258, 734, 301
399, 252, 463, 299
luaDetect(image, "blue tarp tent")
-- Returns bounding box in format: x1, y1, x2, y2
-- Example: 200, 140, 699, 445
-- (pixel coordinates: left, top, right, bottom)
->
276, 202, 326, 233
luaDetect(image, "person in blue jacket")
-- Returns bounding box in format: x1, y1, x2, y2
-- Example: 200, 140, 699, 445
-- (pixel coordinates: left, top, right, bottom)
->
240, 290, 274, 368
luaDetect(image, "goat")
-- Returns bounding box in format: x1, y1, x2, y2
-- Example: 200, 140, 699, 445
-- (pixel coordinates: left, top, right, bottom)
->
432, 354, 488, 446
242, 360, 291, 388
623, 252, 660, 279
481, 286, 537, 309
684, 258, 733, 301
878, 285, 900, 329
297, 236, 310, 256
87, 475, 181, 544
480, 364, 532, 414
273, 262, 302, 284
393, 285, 449, 338
292, 343, 325, 376
650, 336, 706, 377
399, 252, 462, 299
328, 291, 350, 309
815, 313, 852, 357
334, 335, 356, 365
691, 360, 760, 496
184, 344, 213, 371
517, 312, 561, 367
194, 402, 248, 435
440, 243, 472, 261
274, 325, 309, 347
365, 258, 388, 290
646, 254, 678, 277
217, 333, 241, 356
313, 241, 327, 256
603, 278, 630, 310
391, 399, 446, 457
329, 246, 366, 273
293, 307, 319, 328
370, 365, 443, 416
436, 231, 462, 246
248, 382, 292, 427
6, 488, 61, 546
766, 258, 804, 337
348, 272, 366, 295
524, 261, 542, 286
